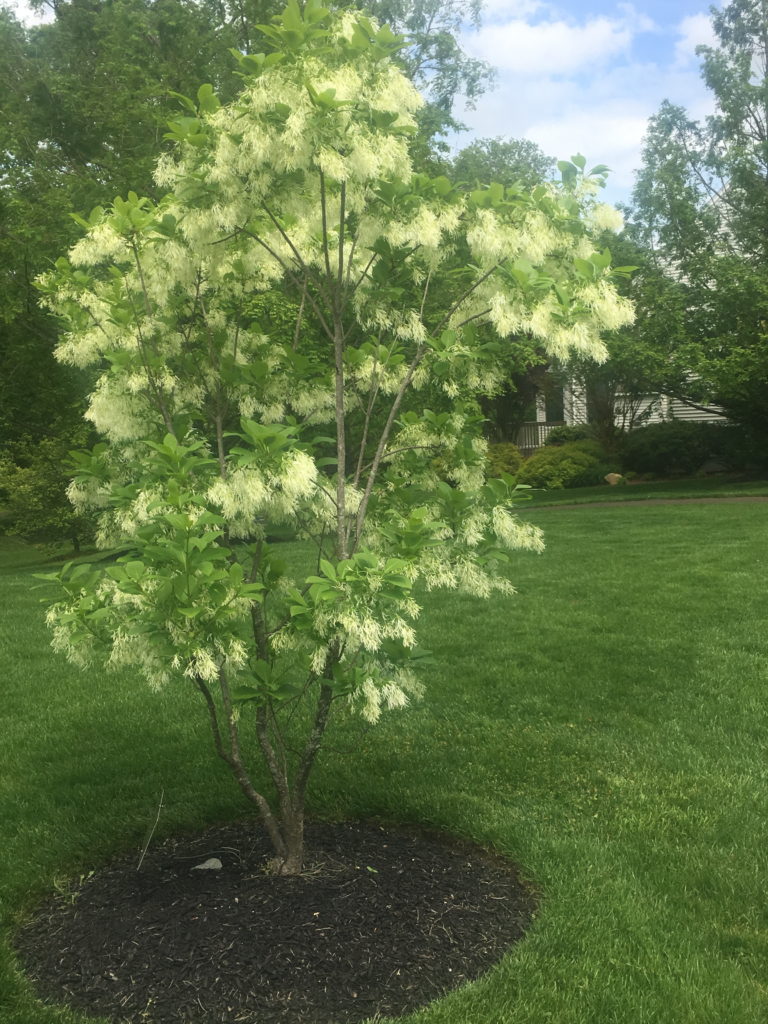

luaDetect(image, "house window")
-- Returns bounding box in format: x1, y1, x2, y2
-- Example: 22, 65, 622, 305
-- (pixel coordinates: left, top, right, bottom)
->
545, 388, 564, 423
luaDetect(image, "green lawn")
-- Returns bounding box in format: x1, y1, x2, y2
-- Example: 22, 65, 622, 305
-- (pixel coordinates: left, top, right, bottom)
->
2, 502, 768, 1023
525, 474, 768, 506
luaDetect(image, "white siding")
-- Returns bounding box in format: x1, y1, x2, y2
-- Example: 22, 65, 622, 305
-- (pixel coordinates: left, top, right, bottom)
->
667, 397, 727, 422
563, 383, 588, 425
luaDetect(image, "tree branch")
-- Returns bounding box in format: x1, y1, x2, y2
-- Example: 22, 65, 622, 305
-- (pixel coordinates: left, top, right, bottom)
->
351, 342, 429, 550
237, 226, 336, 342
195, 673, 287, 859
293, 683, 334, 807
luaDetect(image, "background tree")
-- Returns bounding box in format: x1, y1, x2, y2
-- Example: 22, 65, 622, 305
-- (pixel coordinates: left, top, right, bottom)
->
0, 425, 95, 551
451, 137, 555, 190
40, 2, 632, 873
0, 0, 231, 449
629, 0, 768, 440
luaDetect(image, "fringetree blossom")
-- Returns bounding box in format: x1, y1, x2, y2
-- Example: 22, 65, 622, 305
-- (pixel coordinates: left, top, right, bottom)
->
39, 0, 633, 873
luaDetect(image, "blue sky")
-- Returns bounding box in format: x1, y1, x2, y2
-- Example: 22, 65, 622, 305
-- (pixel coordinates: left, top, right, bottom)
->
456, 1, 723, 205
9, 0, 722, 207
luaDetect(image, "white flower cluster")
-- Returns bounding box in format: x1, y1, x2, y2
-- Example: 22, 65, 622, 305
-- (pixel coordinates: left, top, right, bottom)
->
207, 449, 318, 537
349, 667, 424, 724
588, 203, 625, 234
492, 506, 545, 553
419, 549, 516, 599
313, 605, 416, 654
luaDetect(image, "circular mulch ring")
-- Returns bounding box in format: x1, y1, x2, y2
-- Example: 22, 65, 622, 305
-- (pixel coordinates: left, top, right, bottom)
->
15, 820, 537, 1024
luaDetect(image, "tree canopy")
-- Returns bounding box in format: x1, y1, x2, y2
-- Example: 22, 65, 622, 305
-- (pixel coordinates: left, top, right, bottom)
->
452, 137, 554, 191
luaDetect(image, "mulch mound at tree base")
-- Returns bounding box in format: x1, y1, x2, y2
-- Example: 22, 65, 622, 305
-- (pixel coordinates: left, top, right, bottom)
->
15, 819, 537, 1024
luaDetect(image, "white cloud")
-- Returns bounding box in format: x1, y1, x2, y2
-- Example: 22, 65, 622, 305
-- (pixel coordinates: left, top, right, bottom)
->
481, 0, 548, 19
456, 5, 718, 205
465, 4, 656, 78
466, 16, 632, 76
527, 108, 651, 192
674, 13, 717, 66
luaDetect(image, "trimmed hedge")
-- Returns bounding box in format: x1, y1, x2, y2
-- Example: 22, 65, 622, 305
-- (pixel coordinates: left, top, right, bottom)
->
487, 442, 524, 477
619, 421, 756, 477
543, 424, 594, 446
518, 440, 620, 489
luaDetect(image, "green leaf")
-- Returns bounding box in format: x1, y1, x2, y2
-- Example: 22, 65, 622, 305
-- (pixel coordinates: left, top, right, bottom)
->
253, 659, 272, 682
168, 90, 197, 114
319, 559, 337, 580
558, 161, 579, 185
197, 83, 221, 114
574, 257, 597, 281
590, 248, 612, 270
231, 685, 261, 705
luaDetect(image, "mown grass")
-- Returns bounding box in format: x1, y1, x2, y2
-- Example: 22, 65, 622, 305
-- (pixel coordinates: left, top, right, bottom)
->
525, 474, 768, 506
2, 501, 768, 1023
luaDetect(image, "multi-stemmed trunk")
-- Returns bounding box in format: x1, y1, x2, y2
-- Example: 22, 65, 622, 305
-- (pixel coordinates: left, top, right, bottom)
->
195, 669, 334, 875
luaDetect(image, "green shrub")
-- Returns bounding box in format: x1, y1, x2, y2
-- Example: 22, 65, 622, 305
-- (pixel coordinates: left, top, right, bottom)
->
518, 440, 620, 489
619, 421, 758, 477
487, 442, 523, 477
543, 424, 594, 446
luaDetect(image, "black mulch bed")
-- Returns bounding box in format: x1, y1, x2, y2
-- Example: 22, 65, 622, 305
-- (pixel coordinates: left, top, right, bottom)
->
15, 819, 537, 1024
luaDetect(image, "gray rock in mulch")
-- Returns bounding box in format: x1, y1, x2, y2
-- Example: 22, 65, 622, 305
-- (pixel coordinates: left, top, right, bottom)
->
190, 857, 223, 871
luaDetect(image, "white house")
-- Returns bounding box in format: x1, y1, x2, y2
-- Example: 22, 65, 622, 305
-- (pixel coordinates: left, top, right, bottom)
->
514, 381, 727, 453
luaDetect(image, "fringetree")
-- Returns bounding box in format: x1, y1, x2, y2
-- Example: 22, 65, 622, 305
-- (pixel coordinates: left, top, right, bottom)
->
40, 1, 632, 873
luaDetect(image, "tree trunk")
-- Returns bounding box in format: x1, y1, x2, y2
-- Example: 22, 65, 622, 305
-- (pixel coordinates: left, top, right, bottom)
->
279, 806, 305, 875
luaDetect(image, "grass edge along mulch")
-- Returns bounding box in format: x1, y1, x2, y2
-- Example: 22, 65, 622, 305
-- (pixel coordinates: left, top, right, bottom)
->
13, 819, 536, 1024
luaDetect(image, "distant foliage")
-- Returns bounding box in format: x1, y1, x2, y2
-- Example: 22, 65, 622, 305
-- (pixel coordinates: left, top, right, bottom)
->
518, 440, 619, 489
629, 0, 768, 440
451, 137, 555, 190
0, 429, 95, 550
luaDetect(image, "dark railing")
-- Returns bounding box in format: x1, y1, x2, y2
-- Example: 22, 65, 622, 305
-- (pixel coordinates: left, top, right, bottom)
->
515, 421, 565, 452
